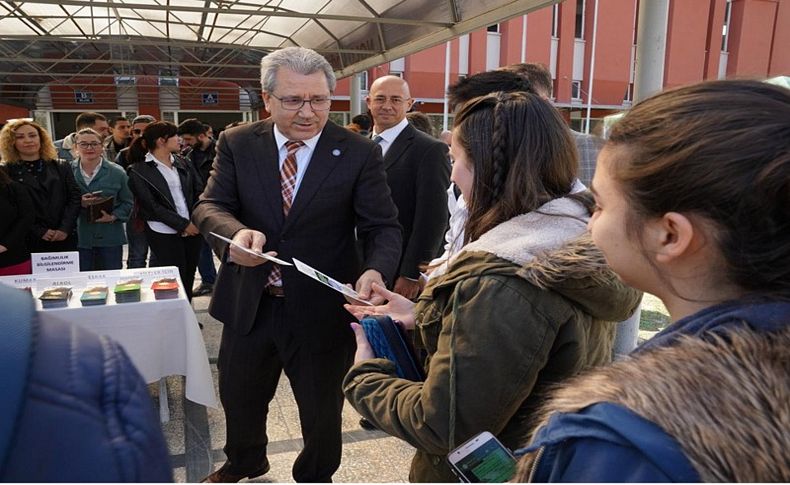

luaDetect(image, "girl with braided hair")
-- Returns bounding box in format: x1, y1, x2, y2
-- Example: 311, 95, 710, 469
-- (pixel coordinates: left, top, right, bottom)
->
343, 91, 641, 482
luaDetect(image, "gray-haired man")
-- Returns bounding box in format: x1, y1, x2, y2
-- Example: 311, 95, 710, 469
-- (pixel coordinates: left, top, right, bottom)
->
194, 47, 401, 482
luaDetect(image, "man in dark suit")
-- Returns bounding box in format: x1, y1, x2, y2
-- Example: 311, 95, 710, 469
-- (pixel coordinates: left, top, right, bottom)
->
366, 76, 450, 299
192, 47, 402, 483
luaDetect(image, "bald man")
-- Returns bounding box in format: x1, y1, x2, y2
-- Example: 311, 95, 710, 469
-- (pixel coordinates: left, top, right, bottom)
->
366, 76, 450, 299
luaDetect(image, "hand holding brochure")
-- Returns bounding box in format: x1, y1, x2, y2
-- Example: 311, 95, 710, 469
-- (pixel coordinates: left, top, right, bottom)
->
209, 232, 292, 266
292, 258, 373, 306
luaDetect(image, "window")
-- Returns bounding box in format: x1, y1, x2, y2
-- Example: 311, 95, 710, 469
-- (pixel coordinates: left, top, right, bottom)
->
359, 71, 369, 91
722, 0, 733, 52
114, 76, 136, 86
551, 4, 559, 37
390, 57, 405, 74
571, 80, 582, 100
575, 0, 586, 39
487, 24, 500, 33
158, 69, 178, 87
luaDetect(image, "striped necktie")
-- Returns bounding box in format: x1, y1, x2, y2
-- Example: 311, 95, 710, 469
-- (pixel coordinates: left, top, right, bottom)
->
266, 140, 304, 289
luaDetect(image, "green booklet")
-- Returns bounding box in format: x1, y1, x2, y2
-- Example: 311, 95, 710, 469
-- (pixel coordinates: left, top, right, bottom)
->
114, 278, 142, 303
80, 286, 108, 306
114, 281, 141, 293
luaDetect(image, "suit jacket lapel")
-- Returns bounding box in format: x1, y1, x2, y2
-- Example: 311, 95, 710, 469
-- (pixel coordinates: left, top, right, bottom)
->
283, 122, 345, 234
383, 124, 414, 170
252, 121, 285, 227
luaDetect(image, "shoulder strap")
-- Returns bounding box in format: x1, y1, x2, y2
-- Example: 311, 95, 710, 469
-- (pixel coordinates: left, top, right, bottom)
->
0, 284, 35, 471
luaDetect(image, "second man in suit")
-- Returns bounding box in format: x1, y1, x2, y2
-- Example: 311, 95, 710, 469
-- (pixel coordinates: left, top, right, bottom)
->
366, 76, 451, 299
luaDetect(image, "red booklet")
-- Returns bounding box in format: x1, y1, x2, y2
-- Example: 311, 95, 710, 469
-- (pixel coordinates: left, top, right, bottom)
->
151, 278, 179, 299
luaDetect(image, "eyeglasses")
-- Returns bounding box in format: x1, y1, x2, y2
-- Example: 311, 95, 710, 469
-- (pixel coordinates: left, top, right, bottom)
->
77, 142, 101, 149
270, 93, 331, 111
371, 96, 410, 106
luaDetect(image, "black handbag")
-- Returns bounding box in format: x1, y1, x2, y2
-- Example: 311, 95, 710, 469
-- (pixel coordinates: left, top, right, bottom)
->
360, 315, 425, 381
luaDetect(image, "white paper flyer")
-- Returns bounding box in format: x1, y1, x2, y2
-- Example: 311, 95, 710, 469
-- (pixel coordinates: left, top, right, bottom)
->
210, 232, 293, 266
292, 258, 373, 305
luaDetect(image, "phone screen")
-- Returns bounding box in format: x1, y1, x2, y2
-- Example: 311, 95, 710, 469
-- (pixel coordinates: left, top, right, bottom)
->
452, 437, 516, 483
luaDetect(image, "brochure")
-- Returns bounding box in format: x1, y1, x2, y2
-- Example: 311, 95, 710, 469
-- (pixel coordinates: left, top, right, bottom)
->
292, 258, 373, 306
209, 232, 293, 266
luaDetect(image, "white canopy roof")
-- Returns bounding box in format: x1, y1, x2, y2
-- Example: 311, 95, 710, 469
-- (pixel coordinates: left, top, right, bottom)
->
0, 0, 559, 107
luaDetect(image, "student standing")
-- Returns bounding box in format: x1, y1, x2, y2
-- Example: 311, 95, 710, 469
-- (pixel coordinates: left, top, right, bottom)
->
71, 128, 133, 271
127, 122, 202, 300
0, 165, 34, 275
0, 120, 81, 254
344, 92, 640, 482
514, 80, 790, 482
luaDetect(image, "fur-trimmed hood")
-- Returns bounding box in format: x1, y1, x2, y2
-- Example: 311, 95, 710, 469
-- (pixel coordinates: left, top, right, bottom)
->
431, 195, 640, 323
518, 323, 790, 482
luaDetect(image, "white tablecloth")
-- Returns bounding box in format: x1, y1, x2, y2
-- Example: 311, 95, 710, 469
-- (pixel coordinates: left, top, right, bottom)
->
1, 266, 218, 409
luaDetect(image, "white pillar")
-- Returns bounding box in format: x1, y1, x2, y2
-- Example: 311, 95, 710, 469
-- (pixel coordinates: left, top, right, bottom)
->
520, 15, 528, 62
584, 0, 600, 134
633, 0, 669, 103
350, 73, 362, 116
442, 40, 451, 131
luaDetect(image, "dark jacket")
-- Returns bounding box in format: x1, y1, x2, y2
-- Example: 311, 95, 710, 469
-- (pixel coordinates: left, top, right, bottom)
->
115, 146, 133, 170
5, 159, 81, 248
127, 154, 203, 233
0, 179, 34, 268
516, 299, 790, 482
0, 284, 173, 482
381, 124, 450, 279
344, 195, 641, 482
193, 119, 402, 350
184, 139, 216, 189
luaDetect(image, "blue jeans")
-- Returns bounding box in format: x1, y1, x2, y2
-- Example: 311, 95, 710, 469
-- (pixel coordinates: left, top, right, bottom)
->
197, 237, 216, 285
126, 221, 156, 268
79, 246, 123, 272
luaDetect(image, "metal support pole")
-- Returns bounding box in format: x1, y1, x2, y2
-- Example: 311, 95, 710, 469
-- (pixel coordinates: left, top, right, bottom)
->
350, 73, 362, 117
521, 14, 528, 62
633, 0, 669, 103
442, 40, 451, 131
584, 0, 600, 134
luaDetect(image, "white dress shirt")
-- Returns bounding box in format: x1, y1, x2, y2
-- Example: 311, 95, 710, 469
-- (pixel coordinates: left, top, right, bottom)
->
273, 125, 321, 198
145, 152, 190, 234
371, 117, 409, 157
79, 160, 101, 186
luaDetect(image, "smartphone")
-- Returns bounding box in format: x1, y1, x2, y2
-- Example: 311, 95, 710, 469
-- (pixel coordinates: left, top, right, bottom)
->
89, 190, 103, 196
448, 431, 517, 483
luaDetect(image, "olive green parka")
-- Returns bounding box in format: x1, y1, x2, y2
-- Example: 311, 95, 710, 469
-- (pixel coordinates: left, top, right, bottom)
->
343, 195, 642, 482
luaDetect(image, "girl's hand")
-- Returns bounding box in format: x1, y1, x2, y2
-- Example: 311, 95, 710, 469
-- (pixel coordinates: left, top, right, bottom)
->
350, 322, 375, 363
344, 283, 417, 330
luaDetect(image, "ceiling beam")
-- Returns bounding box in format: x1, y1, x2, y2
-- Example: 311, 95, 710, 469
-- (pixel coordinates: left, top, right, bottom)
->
0, 71, 261, 83
0, 35, 378, 55
10, 0, 451, 27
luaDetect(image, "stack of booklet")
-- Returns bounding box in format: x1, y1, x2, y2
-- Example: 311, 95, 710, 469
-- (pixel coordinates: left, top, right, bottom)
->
80, 286, 108, 306
86, 194, 115, 223
39, 287, 72, 308
151, 278, 179, 300
114, 278, 142, 303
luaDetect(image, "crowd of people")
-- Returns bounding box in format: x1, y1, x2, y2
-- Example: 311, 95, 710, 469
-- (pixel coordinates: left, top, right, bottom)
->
0, 112, 232, 300
0, 44, 787, 483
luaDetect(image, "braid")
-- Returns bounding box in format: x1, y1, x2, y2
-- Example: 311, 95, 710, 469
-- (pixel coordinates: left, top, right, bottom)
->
489, 94, 509, 204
